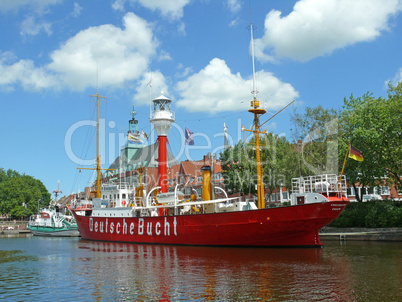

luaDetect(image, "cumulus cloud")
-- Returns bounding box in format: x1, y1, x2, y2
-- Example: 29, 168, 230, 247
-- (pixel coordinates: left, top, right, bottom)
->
47, 12, 158, 91
175, 58, 298, 113
255, 0, 402, 62
0, 52, 57, 91
0, 12, 162, 92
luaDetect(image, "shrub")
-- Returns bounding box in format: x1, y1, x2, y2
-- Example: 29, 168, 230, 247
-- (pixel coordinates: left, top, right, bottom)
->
329, 200, 402, 228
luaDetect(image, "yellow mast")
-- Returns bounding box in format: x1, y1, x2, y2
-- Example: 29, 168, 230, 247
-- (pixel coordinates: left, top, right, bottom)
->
241, 22, 267, 209
243, 99, 267, 209
78, 92, 114, 198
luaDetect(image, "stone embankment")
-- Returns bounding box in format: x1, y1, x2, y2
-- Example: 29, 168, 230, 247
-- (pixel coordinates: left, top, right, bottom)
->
0, 221, 31, 235
320, 227, 402, 242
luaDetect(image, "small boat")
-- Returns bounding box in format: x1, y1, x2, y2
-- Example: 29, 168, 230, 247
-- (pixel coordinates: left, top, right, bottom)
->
28, 206, 80, 237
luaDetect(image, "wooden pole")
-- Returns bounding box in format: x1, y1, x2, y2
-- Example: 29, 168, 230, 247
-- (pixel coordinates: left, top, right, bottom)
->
338, 142, 350, 186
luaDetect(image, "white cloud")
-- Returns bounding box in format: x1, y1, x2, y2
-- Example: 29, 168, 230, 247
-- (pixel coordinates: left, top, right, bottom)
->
0, 0, 61, 13
72, 2, 82, 18
0, 13, 164, 93
176, 65, 192, 78
132, 0, 190, 20
177, 22, 186, 35
112, 0, 126, 12
227, 0, 241, 14
132, 70, 169, 106
47, 12, 159, 91
386, 67, 402, 87
158, 50, 172, 61
229, 17, 239, 27
20, 16, 52, 36
0, 52, 57, 91
175, 58, 298, 113
255, 0, 402, 62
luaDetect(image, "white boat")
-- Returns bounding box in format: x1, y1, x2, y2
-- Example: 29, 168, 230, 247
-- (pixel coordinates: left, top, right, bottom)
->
27, 207, 79, 237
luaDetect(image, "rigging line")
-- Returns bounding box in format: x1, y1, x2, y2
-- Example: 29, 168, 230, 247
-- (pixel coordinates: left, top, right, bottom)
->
293, 102, 302, 177
166, 140, 179, 165
73, 96, 97, 193
168, 129, 183, 159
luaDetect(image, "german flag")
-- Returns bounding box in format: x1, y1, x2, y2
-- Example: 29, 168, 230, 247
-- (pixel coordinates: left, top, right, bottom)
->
349, 145, 364, 161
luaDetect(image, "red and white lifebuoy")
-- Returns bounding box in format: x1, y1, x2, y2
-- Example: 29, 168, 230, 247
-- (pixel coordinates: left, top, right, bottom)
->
122, 200, 127, 206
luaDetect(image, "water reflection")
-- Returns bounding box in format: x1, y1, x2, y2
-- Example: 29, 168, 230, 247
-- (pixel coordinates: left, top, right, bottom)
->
75, 241, 356, 301
0, 237, 400, 301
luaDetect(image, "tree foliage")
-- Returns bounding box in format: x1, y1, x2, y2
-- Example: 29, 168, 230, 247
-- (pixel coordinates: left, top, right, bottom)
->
221, 86, 400, 202
220, 133, 300, 198
340, 84, 402, 201
291, 105, 340, 176
0, 168, 50, 219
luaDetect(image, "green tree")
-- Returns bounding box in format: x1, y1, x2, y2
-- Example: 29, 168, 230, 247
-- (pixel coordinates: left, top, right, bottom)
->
220, 141, 256, 196
220, 133, 300, 202
0, 168, 50, 216
340, 84, 402, 201
10, 205, 31, 220
260, 133, 299, 200
291, 106, 340, 176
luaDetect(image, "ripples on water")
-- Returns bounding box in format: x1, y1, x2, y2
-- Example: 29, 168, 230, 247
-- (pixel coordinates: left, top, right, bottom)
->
0, 236, 401, 301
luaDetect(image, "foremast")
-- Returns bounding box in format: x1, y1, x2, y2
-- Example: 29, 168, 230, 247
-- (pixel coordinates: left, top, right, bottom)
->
242, 22, 267, 210
78, 92, 114, 198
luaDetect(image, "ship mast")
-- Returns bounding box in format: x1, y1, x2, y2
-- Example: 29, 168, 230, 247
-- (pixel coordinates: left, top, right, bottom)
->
53, 180, 62, 203
242, 22, 267, 210
78, 91, 114, 199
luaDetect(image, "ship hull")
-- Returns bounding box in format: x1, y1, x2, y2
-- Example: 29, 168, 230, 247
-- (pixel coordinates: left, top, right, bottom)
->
28, 226, 80, 237
72, 201, 348, 247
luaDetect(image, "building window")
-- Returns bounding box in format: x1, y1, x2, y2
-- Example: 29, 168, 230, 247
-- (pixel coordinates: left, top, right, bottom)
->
276, 193, 281, 202
282, 192, 288, 201
185, 187, 191, 195
214, 173, 222, 180
380, 186, 390, 195
197, 176, 202, 182
271, 193, 275, 202
347, 187, 355, 196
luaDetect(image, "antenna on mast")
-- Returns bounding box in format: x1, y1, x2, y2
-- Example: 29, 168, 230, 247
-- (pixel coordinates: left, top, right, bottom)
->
242, 17, 267, 210
96, 66, 99, 94
248, 22, 258, 100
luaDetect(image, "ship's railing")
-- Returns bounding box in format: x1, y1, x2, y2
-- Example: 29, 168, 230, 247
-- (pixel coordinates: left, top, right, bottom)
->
291, 174, 347, 196
117, 182, 135, 190
101, 182, 135, 191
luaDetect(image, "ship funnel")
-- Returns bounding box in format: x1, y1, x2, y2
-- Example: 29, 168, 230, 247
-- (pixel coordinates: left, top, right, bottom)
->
201, 166, 211, 201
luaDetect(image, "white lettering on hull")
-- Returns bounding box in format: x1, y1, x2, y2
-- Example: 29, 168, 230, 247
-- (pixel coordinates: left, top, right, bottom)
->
89, 217, 178, 237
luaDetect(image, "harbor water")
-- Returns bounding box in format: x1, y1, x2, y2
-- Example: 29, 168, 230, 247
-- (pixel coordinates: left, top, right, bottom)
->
0, 236, 401, 301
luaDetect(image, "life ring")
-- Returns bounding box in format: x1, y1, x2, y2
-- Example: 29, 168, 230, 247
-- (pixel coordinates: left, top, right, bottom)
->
122, 200, 127, 206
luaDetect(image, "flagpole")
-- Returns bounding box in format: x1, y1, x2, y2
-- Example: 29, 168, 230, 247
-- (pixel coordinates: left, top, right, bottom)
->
338, 142, 350, 185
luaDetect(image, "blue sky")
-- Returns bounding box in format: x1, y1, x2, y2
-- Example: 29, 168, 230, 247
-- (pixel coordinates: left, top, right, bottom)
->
1, 0, 401, 197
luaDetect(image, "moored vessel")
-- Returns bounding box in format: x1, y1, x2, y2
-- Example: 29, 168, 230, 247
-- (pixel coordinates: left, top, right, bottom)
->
28, 206, 79, 237
70, 90, 348, 247
70, 22, 348, 247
